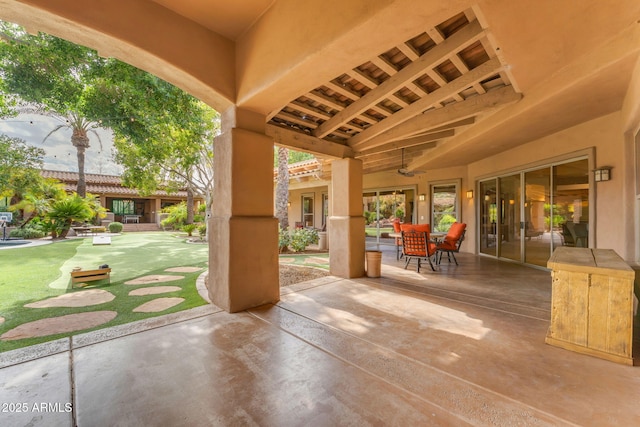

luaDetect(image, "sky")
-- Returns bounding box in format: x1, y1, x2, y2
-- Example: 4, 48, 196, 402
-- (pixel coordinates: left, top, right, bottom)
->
0, 113, 123, 176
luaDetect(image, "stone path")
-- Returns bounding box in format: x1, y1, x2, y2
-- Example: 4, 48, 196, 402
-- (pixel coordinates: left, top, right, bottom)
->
1, 311, 117, 341
132, 298, 185, 313
125, 275, 183, 285
1, 266, 202, 342
25, 289, 115, 308
128, 286, 181, 296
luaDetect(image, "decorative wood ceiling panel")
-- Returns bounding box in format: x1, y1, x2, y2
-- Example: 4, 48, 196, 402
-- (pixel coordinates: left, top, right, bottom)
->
267, 9, 521, 175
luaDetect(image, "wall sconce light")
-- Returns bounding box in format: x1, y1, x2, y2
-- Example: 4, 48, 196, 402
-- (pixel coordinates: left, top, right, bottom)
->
287, 201, 291, 207
593, 167, 612, 182
466, 190, 474, 199
418, 194, 426, 201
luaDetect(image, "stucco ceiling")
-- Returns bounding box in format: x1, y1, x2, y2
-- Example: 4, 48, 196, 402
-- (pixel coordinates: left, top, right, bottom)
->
150, 0, 275, 40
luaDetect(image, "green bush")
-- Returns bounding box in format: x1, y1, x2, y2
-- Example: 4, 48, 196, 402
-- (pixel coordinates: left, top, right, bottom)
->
289, 228, 319, 252
9, 226, 45, 239
108, 222, 123, 233
160, 202, 187, 229
278, 226, 291, 253
182, 223, 197, 236
193, 214, 204, 223
197, 224, 206, 239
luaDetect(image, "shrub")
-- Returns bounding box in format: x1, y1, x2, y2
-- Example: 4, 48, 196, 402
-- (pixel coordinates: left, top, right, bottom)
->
289, 228, 319, 252
108, 222, 123, 233
278, 226, 291, 253
197, 224, 206, 239
9, 226, 45, 239
161, 202, 187, 229
182, 223, 197, 236
193, 214, 204, 223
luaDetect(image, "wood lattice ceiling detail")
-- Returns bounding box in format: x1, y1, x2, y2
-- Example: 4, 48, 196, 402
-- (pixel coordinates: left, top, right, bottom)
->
267, 9, 522, 175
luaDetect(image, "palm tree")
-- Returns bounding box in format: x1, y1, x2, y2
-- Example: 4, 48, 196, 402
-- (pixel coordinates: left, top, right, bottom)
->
10, 177, 66, 227
47, 193, 99, 238
41, 111, 103, 198
275, 146, 289, 230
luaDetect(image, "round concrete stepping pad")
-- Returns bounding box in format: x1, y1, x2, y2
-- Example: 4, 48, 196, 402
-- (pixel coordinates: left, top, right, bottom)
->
303, 257, 330, 265
164, 266, 202, 273
132, 297, 185, 313
25, 289, 115, 308
279, 258, 296, 264
125, 275, 183, 285
1, 311, 117, 341
0, 316, 4, 324
128, 286, 181, 296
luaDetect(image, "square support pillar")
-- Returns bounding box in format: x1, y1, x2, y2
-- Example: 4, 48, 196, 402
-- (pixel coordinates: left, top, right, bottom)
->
208, 108, 279, 312
329, 158, 365, 278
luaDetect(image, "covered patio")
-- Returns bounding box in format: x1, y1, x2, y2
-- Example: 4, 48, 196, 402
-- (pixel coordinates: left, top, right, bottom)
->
2, 249, 639, 426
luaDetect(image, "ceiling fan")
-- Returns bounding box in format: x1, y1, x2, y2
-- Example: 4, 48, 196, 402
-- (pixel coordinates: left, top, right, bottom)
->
397, 148, 425, 177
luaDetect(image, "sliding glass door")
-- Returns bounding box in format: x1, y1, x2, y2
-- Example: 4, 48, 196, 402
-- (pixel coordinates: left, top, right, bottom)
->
478, 158, 589, 267
524, 168, 551, 265
499, 174, 521, 262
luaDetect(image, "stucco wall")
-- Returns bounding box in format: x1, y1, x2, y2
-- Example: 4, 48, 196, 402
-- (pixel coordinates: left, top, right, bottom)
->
465, 112, 626, 257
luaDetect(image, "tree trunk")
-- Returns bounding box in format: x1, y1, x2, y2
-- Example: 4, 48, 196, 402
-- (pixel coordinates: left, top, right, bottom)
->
204, 189, 212, 242
76, 145, 87, 198
72, 131, 90, 198
275, 147, 289, 230
186, 186, 195, 224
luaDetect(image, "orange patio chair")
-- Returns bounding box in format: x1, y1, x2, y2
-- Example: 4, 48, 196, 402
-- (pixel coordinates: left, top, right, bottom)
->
393, 219, 403, 260
436, 222, 467, 265
401, 230, 437, 272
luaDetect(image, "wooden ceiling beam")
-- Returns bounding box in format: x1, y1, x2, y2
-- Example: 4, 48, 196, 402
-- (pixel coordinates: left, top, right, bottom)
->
314, 20, 485, 138
354, 86, 516, 152
354, 130, 451, 156
267, 124, 353, 159
349, 58, 507, 149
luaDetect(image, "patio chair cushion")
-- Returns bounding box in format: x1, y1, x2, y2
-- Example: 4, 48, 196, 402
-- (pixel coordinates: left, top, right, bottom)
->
400, 223, 430, 233
438, 222, 466, 250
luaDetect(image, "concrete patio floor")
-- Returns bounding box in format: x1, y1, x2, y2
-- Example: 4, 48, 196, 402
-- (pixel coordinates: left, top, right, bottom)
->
1, 248, 639, 426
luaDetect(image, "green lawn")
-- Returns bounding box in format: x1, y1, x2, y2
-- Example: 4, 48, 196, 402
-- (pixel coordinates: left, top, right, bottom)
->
0, 232, 209, 353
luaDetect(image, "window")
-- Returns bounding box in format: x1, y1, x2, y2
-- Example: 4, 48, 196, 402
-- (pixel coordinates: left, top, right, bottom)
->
302, 194, 314, 228
112, 199, 135, 215
322, 193, 329, 229
431, 183, 459, 232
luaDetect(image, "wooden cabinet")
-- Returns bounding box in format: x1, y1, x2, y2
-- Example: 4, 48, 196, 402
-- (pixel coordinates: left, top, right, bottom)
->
546, 247, 635, 365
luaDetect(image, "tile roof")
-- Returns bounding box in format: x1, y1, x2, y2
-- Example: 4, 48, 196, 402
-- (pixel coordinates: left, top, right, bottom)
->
41, 170, 191, 198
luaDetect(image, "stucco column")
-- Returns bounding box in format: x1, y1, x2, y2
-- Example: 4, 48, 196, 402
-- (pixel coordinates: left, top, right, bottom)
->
208, 108, 279, 312
329, 158, 365, 278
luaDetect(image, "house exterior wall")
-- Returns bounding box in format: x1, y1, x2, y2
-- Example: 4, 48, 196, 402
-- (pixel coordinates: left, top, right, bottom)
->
462, 112, 627, 259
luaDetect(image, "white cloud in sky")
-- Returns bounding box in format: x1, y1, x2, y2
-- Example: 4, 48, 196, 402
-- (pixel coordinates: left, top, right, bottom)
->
0, 113, 122, 175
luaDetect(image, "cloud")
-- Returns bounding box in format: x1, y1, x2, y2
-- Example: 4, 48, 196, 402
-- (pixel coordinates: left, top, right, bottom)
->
0, 113, 122, 175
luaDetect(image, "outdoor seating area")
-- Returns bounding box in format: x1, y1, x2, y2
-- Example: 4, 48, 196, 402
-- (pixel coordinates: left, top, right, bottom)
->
394, 222, 468, 271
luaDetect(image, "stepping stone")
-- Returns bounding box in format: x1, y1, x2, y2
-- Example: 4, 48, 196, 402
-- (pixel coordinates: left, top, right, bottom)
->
125, 275, 183, 285
164, 266, 203, 273
132, 297, 185, 313
279, 258, 296, 264
0, 316, 4, 324
128, 286, 181, 296
303, 257, 330, 265
1, 311, 117, 341
25, 289, 115, 308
